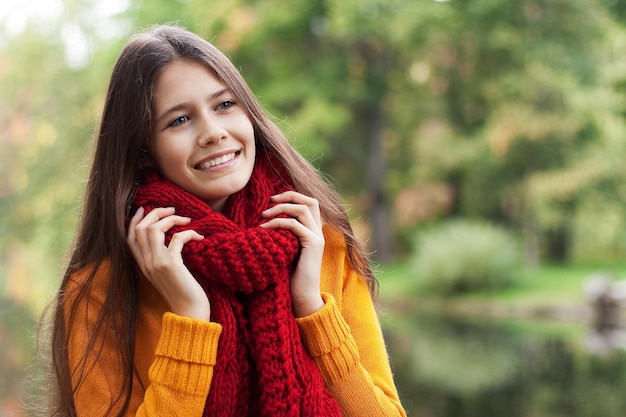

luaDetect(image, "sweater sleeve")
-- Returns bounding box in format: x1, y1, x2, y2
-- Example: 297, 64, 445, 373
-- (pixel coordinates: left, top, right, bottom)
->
66, 262, 222, 417
295, 229, 407, 417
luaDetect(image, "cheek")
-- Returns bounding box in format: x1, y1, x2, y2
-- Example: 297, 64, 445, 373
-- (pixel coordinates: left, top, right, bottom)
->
236, 113, 255, 140
151, 142, 188, 173
245, 127, 256, 148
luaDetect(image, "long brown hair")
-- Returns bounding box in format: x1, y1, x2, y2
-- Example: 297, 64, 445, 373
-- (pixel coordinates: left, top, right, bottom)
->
47, 24, 377, 417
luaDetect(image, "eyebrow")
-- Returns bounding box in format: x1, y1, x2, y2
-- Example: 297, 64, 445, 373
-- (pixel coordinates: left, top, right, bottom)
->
155, 88, 231, 125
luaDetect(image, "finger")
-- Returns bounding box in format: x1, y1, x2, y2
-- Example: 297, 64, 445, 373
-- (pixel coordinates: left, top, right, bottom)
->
127, 207, 147, 265
271, 191, 318, 205
127, 206, 144, 246
260, 217, 307, 237
167, 230, 205, 253
132, 207, 175, 247
270, 191, 320, 209
261, 217, 324, 245
270, 192, 321, 223
139, 206, 176, 223
132, 207, 186, 233
128, 206, 145, 230
133, 208, 191, 263
134, 217, 191, 273
144, 215, 193, 238
263, 203, 320, 231
135, 212, 191, 246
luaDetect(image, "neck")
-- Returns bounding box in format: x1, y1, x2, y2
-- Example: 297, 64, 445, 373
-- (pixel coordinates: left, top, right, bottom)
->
206, 196, 228, 213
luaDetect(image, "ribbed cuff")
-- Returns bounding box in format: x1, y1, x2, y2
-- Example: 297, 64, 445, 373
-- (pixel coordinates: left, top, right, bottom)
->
296, 293, 360, 381
156, 312, 222, 364
149, 312, 222, 396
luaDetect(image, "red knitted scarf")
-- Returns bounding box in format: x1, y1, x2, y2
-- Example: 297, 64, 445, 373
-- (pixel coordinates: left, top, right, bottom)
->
133, 150, 342, 417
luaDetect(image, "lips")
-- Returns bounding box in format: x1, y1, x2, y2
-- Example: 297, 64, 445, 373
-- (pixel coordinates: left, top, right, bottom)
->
196, 151, 240, 170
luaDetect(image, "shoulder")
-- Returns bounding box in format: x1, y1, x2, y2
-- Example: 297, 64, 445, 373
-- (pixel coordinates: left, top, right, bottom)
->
321, 225, 364, 299
321, 224, 352, 275
66, 259, 112, 287
322, 224, 347, 254
64, 259, 113, 306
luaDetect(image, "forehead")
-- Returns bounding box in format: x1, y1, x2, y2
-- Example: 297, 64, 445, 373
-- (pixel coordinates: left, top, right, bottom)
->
153, 60, 226, 106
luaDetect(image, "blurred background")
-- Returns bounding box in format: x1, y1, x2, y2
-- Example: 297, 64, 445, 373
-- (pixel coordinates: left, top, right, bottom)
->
4, 0, 626, 415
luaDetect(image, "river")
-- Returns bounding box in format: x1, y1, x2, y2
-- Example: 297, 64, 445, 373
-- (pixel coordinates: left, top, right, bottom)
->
384, 311, 626, 416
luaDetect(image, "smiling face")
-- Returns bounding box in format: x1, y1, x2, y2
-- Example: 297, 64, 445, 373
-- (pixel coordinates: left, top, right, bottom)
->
148, 59, 256, 212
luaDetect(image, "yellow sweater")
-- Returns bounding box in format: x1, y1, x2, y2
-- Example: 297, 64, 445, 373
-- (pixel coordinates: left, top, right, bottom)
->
67, 226, 406, 416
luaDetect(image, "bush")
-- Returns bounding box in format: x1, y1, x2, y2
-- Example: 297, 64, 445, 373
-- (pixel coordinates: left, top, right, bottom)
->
411, 220, 521, 295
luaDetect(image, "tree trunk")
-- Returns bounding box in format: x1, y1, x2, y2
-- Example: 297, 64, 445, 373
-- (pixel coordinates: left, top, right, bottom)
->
521, 188, 540, 267
367, 107, 394, 262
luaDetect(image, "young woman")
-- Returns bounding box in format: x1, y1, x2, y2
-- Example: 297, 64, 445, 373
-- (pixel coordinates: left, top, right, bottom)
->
47, 24, 406, 417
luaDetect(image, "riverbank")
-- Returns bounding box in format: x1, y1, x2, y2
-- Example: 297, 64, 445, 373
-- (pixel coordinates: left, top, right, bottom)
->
377, 261, 626, 323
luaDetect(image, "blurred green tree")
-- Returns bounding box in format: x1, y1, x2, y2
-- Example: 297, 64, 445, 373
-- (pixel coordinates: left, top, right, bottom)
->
2, 0, 626, 278
405, 0, 626, 264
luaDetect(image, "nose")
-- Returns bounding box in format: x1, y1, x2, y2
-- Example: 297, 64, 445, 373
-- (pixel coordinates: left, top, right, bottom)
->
198, 114, 227, 146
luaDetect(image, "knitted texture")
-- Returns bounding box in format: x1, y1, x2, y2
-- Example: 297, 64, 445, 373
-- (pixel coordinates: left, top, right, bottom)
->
133, 150, 342, 417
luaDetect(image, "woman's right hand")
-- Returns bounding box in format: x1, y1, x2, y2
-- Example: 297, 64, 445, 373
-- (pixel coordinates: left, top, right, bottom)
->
127, 206, 211, 322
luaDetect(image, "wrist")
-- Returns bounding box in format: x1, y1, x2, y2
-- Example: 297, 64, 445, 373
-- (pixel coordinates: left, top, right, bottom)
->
293, 294, 325, 318
170, 300, 211, 322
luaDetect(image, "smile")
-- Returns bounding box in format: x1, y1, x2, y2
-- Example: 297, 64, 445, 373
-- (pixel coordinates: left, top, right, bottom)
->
196, 151, 239, 169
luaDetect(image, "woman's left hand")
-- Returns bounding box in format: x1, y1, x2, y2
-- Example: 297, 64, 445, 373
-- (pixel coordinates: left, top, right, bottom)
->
261, 191, 325, 317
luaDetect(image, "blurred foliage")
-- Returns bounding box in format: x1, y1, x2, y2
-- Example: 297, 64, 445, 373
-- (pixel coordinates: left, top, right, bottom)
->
411, 219, 521, 295
3, 0, 626, 300
0, 298, 38, 416
4, 2, 626, 414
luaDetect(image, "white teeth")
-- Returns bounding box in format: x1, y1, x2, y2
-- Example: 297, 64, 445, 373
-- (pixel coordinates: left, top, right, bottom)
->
198, 152, 236, 169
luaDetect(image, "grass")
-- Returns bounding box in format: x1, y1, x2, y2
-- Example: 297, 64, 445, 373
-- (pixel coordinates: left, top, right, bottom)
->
376, 260, 626, 322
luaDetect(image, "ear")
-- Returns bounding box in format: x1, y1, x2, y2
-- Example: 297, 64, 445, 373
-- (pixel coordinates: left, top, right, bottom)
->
139, 147, 156, 168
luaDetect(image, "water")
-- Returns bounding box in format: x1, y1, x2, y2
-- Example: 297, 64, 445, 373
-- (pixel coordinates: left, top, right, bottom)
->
384, 313, 626, 417
4, 296, 626, 417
